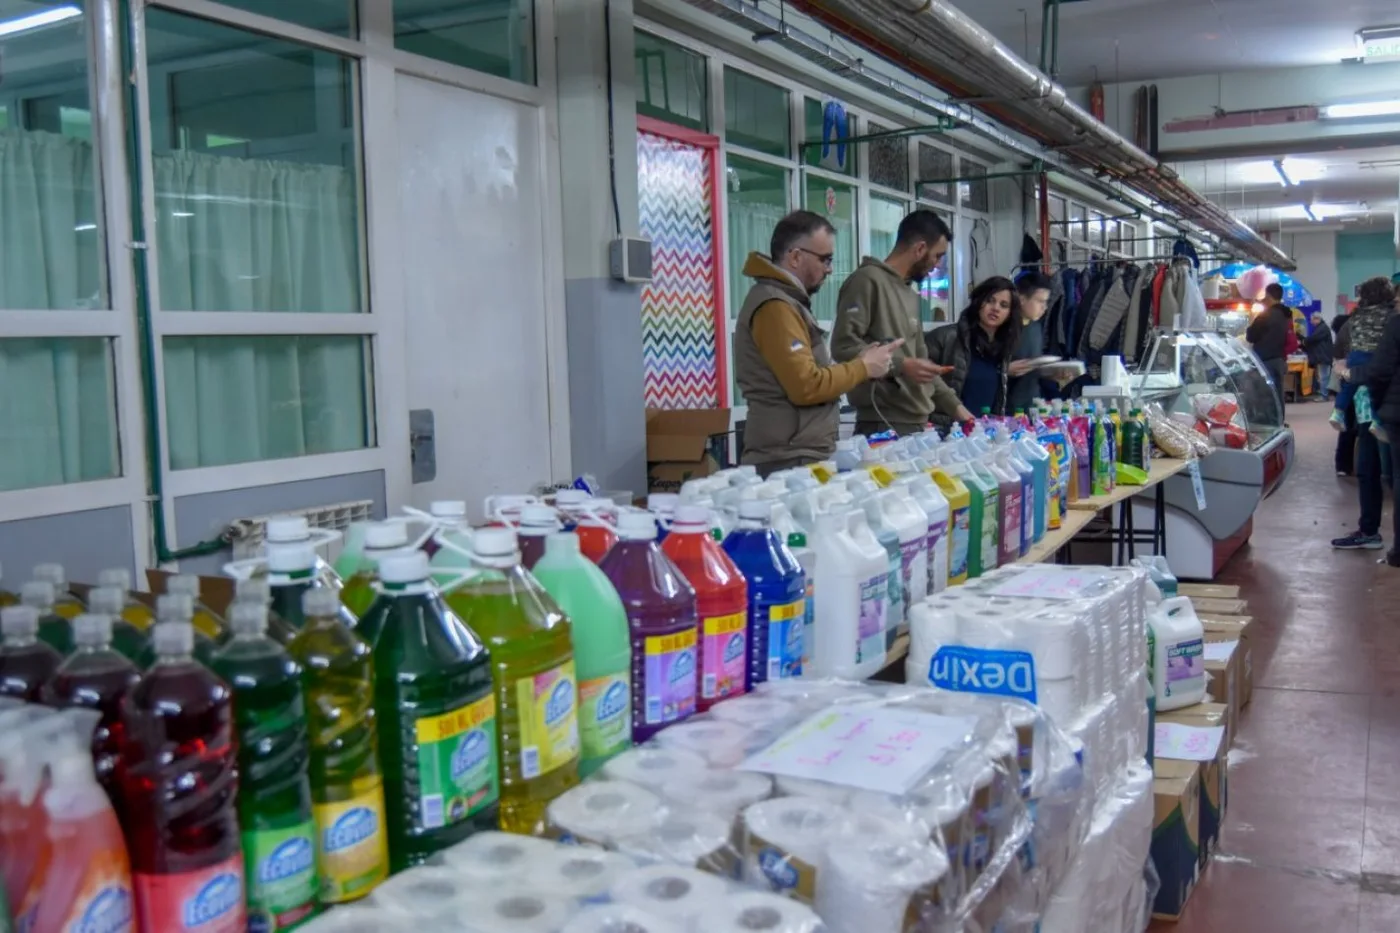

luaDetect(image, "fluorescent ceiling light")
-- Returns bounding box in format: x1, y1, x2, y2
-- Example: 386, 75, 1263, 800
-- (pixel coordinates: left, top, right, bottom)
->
0, 5, 81, 39
1238, 158, 1325, 186
1303, 205, 1319, 223
1274, 160, 1293, 187
1322, 100, 1400, 119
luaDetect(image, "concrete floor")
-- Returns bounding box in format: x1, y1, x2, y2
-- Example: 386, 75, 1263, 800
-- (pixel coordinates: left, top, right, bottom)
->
1151, 400, 1400, 932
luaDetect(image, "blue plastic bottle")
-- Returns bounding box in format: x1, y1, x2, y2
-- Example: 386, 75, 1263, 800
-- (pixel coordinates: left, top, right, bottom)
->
721, 500, 806, 685
1017, 435, 1051, 544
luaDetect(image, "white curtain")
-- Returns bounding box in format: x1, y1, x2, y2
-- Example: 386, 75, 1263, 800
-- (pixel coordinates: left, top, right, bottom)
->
807, 216, 855, 324
727, 199, 787, 404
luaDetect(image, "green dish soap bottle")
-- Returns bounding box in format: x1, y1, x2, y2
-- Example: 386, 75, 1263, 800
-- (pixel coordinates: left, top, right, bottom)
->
356, 550, 498, 868
339, 521, 411, 620
269, 545, 357, 633
232, 577, 300, 646
20, 580, 73, 656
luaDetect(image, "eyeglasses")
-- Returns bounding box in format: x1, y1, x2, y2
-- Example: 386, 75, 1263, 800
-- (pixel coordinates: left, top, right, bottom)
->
794, 247, 834, 268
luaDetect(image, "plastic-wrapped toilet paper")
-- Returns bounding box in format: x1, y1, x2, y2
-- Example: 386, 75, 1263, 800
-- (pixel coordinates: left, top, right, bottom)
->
435, 831, 559, 881
370, 863, 489, 913
527, 844, 635, 904
615, 810, 737, 876
546, 780, 664, 845
652, 719, 755, 767
707, 694, 795, 729
665, 768, 773, 817
456, 885, 575, 933
774, 775, 852, 805
560, 904, 686, 933
299, 906, 412, 932
816, 838, 949, 933
601, 747, 708, 792
608, 865, 729, 923
742, 796, 852, 902
695, 892, 825, 933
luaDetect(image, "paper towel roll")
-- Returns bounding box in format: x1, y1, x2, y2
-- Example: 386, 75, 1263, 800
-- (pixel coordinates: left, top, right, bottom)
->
816, 838, 949, 933
371, 863, 490, 912
608, 865, 729, 922
707, 694, 795, 729
666, 769, 772, 817
436, 830, 559, 880
559, 905, 685, 933
457, 885, 575, 933
651, 719, 755, 768
601, 747, 709, 793
546, 780, 664, 846
527, 844, 636, 904
774, 775, 851, 805
615, 810, 736, 876
299, 906, 412, 932
742, 796, 851, 902
695, 892, 825, 933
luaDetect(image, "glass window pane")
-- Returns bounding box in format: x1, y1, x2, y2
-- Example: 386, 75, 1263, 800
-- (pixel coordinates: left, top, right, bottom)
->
0, 338, 119, 491
0, 1, 105, 310
869, 194, 905, 261
724, 68, 789, 157
164, 335, 372, 470
802, 98, 855, 176
726, 155, 789, 405
802, 175, 855, 322
196, 0, 356, 36
867, 123, 909, 192
634, 31, 707, 131
144, 10, 366, 314
395, 0, 535, 85
960, 160, 989, 212
916, 143, 953, 204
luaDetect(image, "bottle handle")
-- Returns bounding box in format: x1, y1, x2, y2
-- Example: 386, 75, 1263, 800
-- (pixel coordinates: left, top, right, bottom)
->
223, 556, 265, 581
399, 507, 444, 551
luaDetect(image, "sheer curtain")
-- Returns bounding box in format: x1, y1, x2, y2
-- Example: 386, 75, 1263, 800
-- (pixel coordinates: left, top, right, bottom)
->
727, 199, 787, 405
807, 216, 854, 323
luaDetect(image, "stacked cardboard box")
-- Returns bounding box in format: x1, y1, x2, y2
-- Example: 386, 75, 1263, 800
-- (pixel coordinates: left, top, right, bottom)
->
644, 408, 731, 491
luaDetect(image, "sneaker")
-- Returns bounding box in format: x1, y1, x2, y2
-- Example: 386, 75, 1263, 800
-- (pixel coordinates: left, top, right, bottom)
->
1329, 409, 1346, 432
1333, 531, 1385, 550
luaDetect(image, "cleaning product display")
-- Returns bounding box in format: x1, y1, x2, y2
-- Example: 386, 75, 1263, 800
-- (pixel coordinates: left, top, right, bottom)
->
661, 506, 749, 709
338, 520, 413, 618
0, 606, 62, 701
722, 499, 806, 684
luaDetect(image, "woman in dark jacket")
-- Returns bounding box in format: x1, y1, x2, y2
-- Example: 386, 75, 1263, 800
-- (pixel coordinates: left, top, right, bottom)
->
924, 276, 1026, 430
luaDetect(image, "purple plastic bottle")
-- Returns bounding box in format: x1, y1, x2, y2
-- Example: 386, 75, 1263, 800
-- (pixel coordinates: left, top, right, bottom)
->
599, 510, 698, 743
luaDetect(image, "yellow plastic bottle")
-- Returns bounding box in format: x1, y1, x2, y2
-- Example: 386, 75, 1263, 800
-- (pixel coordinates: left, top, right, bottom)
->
442, 527, 580, 834
0, 562, 17, 608
930, 467, 971, 586
31, 564, 85, 619
96, 569, 156, 630
165, 575, 226, 641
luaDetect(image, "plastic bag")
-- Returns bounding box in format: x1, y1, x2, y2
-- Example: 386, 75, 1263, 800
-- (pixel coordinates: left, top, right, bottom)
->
1142, 403, 1214, 459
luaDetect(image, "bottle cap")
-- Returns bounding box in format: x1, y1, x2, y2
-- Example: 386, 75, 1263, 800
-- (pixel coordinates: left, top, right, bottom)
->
544, 532, 582, 555
554, 489, 589, 509
20, 580, 56, 609
617, 509, 659, 541
33, 563, 67, 587
72, 614, 112, 648
87, 587, 126, 616
364, 521, 409, 550
738, 500, 773, 522
301, 587, 342, 619
429, 500, 468, 520
268, 545, 317, 574
152, 621, 194, 656
228, 602, 268, 637
378, 550, 430, 585
265, 515, 311, 543
156, 593, 194, 623
836, 439, 855, 451
519, 505, 560, 533
97, 568, 133, 590
472, 527, 518, 559
1, 606, 39, 639
166, 575, 202, 598
672, 505, 711, 529
786, 531, 808, 549
234, 577, 272, 605
646, 493, 679, 516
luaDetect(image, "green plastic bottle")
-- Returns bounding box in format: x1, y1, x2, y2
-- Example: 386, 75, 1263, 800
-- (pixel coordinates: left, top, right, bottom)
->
0, 561, 16, 609
165, 574, 227, 642
958, 460, 1000, 579
1091, 406, 1114, 497
139, 594, 220, 668
531, 532, 631, 777
211, 602, 320, 929
339, 521, 411, 620
268, 545, 357, 633
1122, 409, 1147, 474
233, 577, 299, 646
355, 550, 497, 868
32, 563, 85, 620
20, 580, 73, 656
85, 586, 151, 666
287, 588, 389, 904
96, 569, 156, 631
441, 528, 580, 835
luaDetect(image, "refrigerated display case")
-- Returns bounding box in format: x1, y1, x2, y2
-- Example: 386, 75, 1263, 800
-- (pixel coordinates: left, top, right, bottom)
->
1129, 330, 1295, 579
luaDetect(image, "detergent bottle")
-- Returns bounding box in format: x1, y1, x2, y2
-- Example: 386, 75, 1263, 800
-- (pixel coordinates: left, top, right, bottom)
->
646, 493, 679, 542
210, 602, 319, 929
166, 574, 227, 643
785, 531, 817, 672
0, 605, 62, 700
882, 484, 931, 614
230, 578, 299, 647
1091, 406, 1114, 497
286, 590, 389, 901
1017, 434, 1051, 544
807, 507, 888, 679
1123, 409, 1147, 472
0, 562, 15, 608
929, 464, 971, 586
858, 494, 905, 648
518, 504, 562, 570
722, 500, 806, 685
138, 594, 220, 668
41, 613, 140, 806
574, 499, 620, 565
426, 500, 471, 565
437, 531, 578, 837
834, 439, 861, 473
988, 451, 1023, 568
120, 621, 245, 933
96, 568, 156, 630
1004, 441, 1035, 557
958, 455, 1000, 578
598, 510, 698, 742
262, 516, 342, 590
1109, 407, 1123, 456
266, 545, 357, 633
662, 506, 749, 709
32, 563, 85, 619
340, 520, 411, 619
483, 495, 539, 529
899, 472, 950, 595
85, 587, 150, 665
0, 707, 69, 923
20, 580, 73, 656
532, 533, 632, 777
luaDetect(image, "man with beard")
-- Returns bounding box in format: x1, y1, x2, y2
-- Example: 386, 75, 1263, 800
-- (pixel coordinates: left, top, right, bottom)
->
832, 209, 973, 436
733, 210, 898, 476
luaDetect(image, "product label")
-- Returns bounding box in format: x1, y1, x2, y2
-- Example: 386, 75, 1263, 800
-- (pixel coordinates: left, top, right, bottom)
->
801, 579, 816, 670
748, 833, 817, 904
856, 573, 888, 664
48, 855, 134, 933
1002, 487, 1023, 557
643, 629, 698, 725
929, 646, 1038, 703
1165, 638, 1205, 694
413, 694, 500, 826
1020, 480, 1033, 546
949, 507, 970, 580
578, 673, 631, 762
515, 661, 581, 778
765, 599, 805, 681
700, 612, 747, 699
242, 821, 317, 930
134, 857, 244, 933
314, 780, 389, 903
900, 538, 929, 604
982, 490, 1000, 567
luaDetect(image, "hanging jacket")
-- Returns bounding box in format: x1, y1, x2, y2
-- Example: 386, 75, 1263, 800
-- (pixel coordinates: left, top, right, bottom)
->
1121, 264, 1151, 362
1159, 260, 1193, 327
1151, 264, 1168, 326
1087, 266, 1135, 353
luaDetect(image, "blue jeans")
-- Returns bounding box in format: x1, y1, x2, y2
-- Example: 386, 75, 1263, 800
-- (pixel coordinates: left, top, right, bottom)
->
1314, 363, 1331, 399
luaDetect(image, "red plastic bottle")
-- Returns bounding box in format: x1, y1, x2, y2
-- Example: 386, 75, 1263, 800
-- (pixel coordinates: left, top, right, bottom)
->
661, 505, 750, 710
575, 498, 620, 565
0, 605, 62, 701
120, 620, 246, 932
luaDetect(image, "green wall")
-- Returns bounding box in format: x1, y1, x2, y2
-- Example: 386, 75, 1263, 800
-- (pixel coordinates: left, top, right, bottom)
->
1336, 232, 1400, 300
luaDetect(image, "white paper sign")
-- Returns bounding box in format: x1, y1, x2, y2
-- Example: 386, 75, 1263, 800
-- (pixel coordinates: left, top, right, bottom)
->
737, 708, 976, 796
1188, 460, 1207, 511
1154, 723, 1224, 762
1202, 640, 1238, 663
988, 566, 1112, 601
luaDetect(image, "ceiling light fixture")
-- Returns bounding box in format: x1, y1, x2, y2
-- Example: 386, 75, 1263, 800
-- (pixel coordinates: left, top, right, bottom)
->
1273, 159, 1293, 187
1321, 99, 1400, 119
1304, 205, 1319, 222
0, 5, 81, 39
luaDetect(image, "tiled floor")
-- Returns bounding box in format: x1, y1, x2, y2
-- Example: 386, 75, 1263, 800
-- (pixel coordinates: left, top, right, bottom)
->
1151, 400, 1400, 932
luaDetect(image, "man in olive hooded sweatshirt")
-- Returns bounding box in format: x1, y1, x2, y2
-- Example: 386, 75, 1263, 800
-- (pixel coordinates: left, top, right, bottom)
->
831, 209, 973, 436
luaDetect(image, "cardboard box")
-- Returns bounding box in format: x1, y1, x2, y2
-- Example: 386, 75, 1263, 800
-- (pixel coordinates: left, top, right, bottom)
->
1201, 640, 1241, 736
645, 407, 730, 492
1201, 615, 1255, 708
145, 570, 237, 615
1189, 596, 1247, 616
1151, 759, 1202, 921
1157, 703, 1229, 867
1178, 583, 1240, 600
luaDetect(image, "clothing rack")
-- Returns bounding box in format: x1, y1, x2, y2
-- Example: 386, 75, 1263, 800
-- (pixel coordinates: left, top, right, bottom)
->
1051, 253, 1231, 266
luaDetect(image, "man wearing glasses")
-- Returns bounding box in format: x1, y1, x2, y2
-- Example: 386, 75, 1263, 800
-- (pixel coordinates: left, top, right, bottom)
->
733, 210, 898, 477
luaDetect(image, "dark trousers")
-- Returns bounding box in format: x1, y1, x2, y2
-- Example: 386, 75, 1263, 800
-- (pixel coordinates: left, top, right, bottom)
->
1262, 356, 1287, 418
855, 420, 926, 438
1358, 428, 1384, 536
754, 456, 815, 479
1389, 425, 1400, 551
1337, 401, 1357, 475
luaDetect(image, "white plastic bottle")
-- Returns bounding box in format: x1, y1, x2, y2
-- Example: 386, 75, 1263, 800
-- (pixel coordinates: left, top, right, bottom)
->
784, 531, 817, 673
899, 473, 951, 594
807, 508, 889, 679
834, 440, 861, 473
883, 485, 931, 611
1149, 596, 1207, 711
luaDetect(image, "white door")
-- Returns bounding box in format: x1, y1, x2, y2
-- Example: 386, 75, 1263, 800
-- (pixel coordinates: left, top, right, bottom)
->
395, 74, 557, 517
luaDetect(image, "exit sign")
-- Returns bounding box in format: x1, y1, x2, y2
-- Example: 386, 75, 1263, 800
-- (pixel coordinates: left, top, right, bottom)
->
1360, 26, 1400, 62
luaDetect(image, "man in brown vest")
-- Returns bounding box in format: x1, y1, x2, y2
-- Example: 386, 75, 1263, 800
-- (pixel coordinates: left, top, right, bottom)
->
733, 210, 897, 477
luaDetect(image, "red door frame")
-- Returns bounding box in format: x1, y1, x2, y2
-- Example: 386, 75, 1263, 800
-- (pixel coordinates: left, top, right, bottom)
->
636, 114, 729, 407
